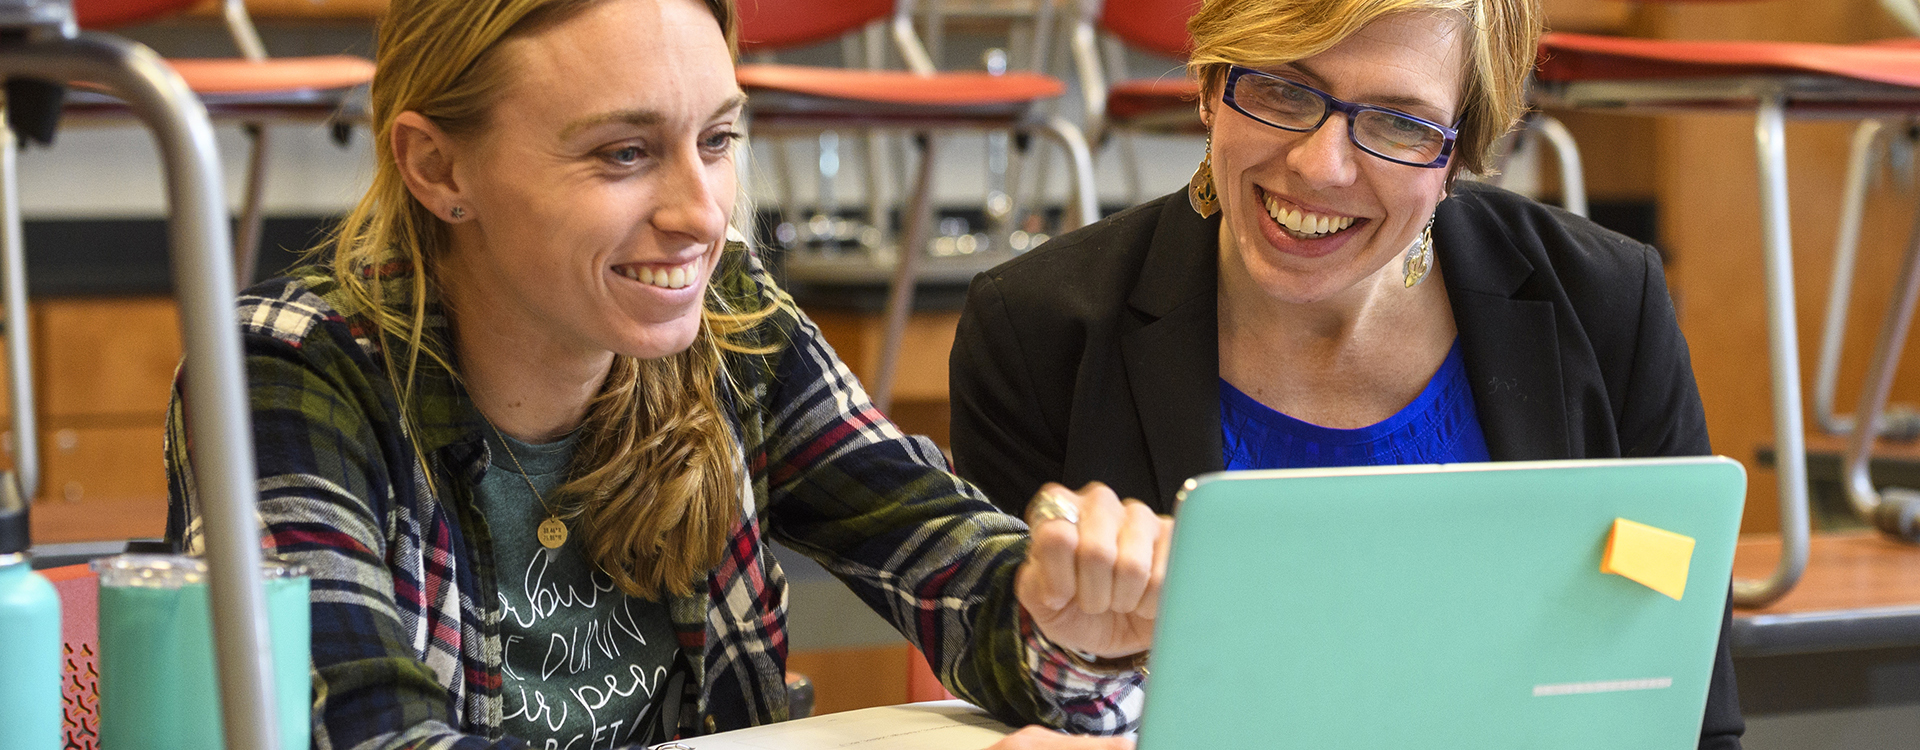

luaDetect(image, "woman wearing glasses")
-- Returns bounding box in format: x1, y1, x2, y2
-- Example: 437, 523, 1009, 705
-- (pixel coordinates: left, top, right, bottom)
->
950, 0, 1742, 747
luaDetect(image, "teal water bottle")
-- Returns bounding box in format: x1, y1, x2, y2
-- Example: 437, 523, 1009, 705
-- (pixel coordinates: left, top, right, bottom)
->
0, 472, 61, 750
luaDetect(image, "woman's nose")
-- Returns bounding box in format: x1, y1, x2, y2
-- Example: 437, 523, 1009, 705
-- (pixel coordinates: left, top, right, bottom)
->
1287, 116, 1361, 188
654, 153, 730, 245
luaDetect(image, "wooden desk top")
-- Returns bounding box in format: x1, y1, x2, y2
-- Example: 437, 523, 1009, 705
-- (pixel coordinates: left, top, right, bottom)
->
1733, 531, 1920, 615
1729, 531, 1920, 656
1794, 432, 1920, 460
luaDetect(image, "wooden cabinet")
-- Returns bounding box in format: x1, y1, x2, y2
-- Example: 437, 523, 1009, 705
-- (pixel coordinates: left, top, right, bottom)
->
37, 299, 181, 419
24, 298, 179, 544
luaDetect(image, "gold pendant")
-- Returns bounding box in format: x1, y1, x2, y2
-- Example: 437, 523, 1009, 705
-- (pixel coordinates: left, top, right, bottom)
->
537, 516, 568, 549
1402, 221, 1434, 288
1188, 151, 1219, 218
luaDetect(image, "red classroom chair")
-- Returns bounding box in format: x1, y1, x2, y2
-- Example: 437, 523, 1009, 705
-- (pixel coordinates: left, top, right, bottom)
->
736, 0, 1096, 411
1068, 0, 1201, 204
1070, 0, 1201, 144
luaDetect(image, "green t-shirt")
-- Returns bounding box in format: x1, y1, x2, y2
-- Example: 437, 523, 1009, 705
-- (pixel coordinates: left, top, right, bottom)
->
476, 429, 681, 749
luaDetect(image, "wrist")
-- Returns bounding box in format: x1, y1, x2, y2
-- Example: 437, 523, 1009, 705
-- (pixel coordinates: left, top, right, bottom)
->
1064, 647, 1150, 676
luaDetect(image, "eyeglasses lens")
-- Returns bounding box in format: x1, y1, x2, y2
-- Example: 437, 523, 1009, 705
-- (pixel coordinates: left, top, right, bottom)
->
1235, 75, 1446, 165
1236, 76, 1323, 125
1353, 111, 1446, 163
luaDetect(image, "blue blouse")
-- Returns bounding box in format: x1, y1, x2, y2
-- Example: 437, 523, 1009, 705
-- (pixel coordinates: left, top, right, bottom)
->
1221, 340, 1491, 470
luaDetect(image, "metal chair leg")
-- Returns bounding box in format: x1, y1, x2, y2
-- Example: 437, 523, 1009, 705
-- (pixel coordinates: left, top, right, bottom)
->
1815, 119, 1887, 437
1812, 119, 1920, 443
1529, 114, 1587, 218
1031, 115, 1097, 229
1733, 90, 1812, 608
0, 99, 36, 501
870, 134, 937, 413
864, 131, 889, 236
1843, 182, 1920, 542
234, 121, 269, 286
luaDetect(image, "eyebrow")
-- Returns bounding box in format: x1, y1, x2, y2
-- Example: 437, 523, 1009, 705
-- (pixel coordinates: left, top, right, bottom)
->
557, 92, 749, 140
1283, 61, 1446, 117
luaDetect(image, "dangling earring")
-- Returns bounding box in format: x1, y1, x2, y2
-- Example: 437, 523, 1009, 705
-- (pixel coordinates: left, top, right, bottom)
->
1189, 136, 1219, 218
1402, 214, 1435, 288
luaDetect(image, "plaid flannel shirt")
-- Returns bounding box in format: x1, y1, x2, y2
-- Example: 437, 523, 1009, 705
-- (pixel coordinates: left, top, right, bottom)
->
165, 247, 1143, 750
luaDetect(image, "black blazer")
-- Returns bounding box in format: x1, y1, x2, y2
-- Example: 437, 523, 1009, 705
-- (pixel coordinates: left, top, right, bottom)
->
948, 182, 1742, 748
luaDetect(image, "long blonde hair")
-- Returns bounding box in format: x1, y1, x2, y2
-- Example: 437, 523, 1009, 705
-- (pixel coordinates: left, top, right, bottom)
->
1187, 0, 1540, 176
327, 0, 773, 600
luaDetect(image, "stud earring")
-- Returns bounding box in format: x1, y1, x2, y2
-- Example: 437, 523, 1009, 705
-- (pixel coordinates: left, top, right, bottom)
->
1188, 136, 1219, 218
1402, 214, 1435, 288
450, 206, 467, 220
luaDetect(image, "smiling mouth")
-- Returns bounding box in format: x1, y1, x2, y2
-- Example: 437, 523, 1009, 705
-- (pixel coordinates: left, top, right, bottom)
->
1259, 186, 1359, 240
614, 258, 702, 290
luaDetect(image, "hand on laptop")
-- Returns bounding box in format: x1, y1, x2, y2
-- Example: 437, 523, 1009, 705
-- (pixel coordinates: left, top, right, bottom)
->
1018, 482, 1172, 660
983, 726, 1135, 750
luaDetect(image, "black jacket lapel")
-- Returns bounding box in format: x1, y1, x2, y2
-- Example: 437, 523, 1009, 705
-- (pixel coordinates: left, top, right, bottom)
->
1119, 198, 1226, 511
1438, 190, 1571, 460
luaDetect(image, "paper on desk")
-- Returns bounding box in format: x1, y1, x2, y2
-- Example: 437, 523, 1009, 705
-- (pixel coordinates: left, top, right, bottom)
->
1600, 517, 1695, 600
652, 701, 1018, 750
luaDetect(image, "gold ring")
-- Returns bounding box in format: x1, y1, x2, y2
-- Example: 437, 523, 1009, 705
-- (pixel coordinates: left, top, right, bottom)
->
1030, 490, 1080, 526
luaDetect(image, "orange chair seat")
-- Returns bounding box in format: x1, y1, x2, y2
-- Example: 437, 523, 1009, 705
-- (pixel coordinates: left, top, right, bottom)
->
737, 64, 1063, 106
166, 55, 376, 95
1539, 31, 1920, 88
1107, 77, 1201, 128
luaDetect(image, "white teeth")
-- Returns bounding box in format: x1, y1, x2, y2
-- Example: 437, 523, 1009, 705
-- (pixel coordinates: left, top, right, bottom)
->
1261, 190, 1354, 238
618, 261, 698, 290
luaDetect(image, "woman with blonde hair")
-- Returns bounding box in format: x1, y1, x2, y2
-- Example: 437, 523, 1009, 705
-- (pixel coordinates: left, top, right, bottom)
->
165, 0, 1166, 746
950, 0, 1743, 746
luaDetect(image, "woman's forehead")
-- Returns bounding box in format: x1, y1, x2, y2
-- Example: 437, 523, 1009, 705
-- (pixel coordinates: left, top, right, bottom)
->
494, 0, 737, 129
1284, 12, 1466, 115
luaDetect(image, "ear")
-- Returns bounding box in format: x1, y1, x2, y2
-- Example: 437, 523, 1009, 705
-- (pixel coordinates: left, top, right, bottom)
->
391, 111, 467, 223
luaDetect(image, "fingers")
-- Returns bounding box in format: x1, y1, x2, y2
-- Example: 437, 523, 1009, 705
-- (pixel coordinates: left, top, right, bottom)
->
1020, 482, 1168, 616
1133, 514, 1175, 620
985, 726, 1137, 750
1107, 500, 1160, 614
1073, 486, 1122, 614
1024, 484, 1083, 611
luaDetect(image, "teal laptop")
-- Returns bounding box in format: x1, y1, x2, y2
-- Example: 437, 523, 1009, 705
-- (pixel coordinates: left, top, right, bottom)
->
1139, 457, 1746, 750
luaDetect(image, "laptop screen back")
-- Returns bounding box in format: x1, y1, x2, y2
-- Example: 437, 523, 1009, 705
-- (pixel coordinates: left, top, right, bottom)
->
1138, 457, 1745, 750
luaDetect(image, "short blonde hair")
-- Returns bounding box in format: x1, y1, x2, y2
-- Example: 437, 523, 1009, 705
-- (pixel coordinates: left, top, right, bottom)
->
1188, 0, 1540, 175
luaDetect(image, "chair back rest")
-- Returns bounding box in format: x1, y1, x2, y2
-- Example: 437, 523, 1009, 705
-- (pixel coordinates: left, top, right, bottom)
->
1099, 0, 1199, 59
72, 0, 200, 29
738, 0, 895, 52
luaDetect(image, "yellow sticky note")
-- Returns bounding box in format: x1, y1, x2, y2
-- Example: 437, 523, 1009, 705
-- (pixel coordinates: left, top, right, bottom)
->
1600, 518, 1695, 600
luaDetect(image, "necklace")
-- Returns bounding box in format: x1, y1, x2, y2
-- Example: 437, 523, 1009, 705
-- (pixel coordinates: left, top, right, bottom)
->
484, 419, 569, 550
